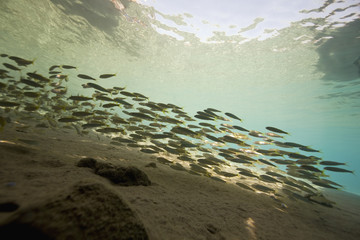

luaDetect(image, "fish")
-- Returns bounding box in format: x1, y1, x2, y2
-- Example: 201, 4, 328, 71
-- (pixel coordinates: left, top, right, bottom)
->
171, 126, 200, 138
324, 167, 354, 174
265, 132, 284, 138
20, 78, 44, 88
225, 112, 242, 121
319, 161, 346, 166
236, 182, 255, 191
96, 127, 124, 133
299, 146, 321, 152
96, 95, 114, 102
61, 65, 77, 69
58, 117, 82, 123
3, 63, 21, 71
113, 98, 133, 107
82, 121, 105, 129
72, 111, 93, 117
266, 126, 289, 134
102, 103, 119, 108
26, 72, 50, 82
259, 174, 282, 183
0, 101, 20, 107
68, 96, 93, 101
9, 56, 35, 66
23, 91, 40, 98
205, 134, 225, 143
123, 111, 155, 121
49, 65, 61, 71
77, 74, 96, 80
232, 125, 249, 132
194, 114, 214, 121
82, 83, 110, 93
300, 165, 322, 173
99, 73, 116, 79
258, 158, 276, 167
157, 157, 173, 165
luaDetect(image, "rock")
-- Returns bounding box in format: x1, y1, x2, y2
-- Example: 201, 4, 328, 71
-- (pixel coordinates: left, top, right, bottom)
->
145, 162, 157, 168
77, 157, 97, 169
77, 158, 151, 186
0, 202, 19, 212
0, 183, 149, 240
206, 223, 219, 234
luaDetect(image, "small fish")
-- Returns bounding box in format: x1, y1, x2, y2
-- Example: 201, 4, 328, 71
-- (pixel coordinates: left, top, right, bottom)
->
299, 146, 320, 152
102, 103, 119, 108
94, 94, 113, 101
266, 132, 284, 138
82, 121, 105, 129
49, 65, 61, 71
61, 65, 77, 69
112, 137, 136, 143
288, 152, 309, 159
266, 126, 289, 134
0, 101, 20, 107
77, 74, 96, 80
72, 111, 93, 117
205, 134, 225, 143
283, 142, 306, 148
9, 56, 35, 66
225, 112, 242, 121
259, 174, 281, 183
324, 167, 354, 174
233, 125, 249, 132
99, 73, 116, 79
236, 182, 255, 191
58, 117, 82, 122
123, 111, 154, 121
120, 91, 136, 97
20, 78, 44, 88
300, 165, 322, 173
49, 71, 62, 74
113, 98, 133, 106
140, 148, 159, 154
68, 96, 93, 101
258, 158, 276, 167
82, 83, 110, 93
194, 114, 214, 121
3, 63, 21, 71
26, 72, 50, 82
319, 161, 346, 166
96, 127, 123, 133
252, 184, 275, 193
23, 91, 40, 98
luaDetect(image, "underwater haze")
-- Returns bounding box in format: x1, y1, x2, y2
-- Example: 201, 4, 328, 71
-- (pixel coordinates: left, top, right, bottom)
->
1, 0, 360, 194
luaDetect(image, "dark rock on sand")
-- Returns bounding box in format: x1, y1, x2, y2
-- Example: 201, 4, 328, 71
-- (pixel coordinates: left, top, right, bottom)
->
77, 158, 151, 186
77, 157, 97, 169
0, 202, 19, 212
0, 183, 149, 240
145, 162, 157, 168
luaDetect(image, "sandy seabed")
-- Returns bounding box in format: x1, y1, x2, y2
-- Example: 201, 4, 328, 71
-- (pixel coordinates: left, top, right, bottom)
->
0, 120, 360, 240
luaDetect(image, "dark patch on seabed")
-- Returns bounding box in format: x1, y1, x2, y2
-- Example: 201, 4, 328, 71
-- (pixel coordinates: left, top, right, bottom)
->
0, 183, 149, 239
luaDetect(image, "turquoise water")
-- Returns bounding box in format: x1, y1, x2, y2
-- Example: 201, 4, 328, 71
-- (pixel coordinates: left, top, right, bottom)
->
1, 0, 359, 195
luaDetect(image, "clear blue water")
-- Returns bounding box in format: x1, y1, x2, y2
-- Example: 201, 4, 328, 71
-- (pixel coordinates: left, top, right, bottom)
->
1, 0, 359, 195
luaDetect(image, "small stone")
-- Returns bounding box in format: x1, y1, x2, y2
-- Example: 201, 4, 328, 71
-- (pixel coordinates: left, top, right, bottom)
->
77, 158, 97, 169
206, 223, 219, 234
145, 162, 157, 168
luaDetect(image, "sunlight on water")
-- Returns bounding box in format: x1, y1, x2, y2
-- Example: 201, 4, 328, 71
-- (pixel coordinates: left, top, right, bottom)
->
0, 0, 359, 194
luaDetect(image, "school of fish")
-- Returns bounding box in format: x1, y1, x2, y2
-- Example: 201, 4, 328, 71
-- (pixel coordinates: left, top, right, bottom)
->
0, 54, 354, 204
